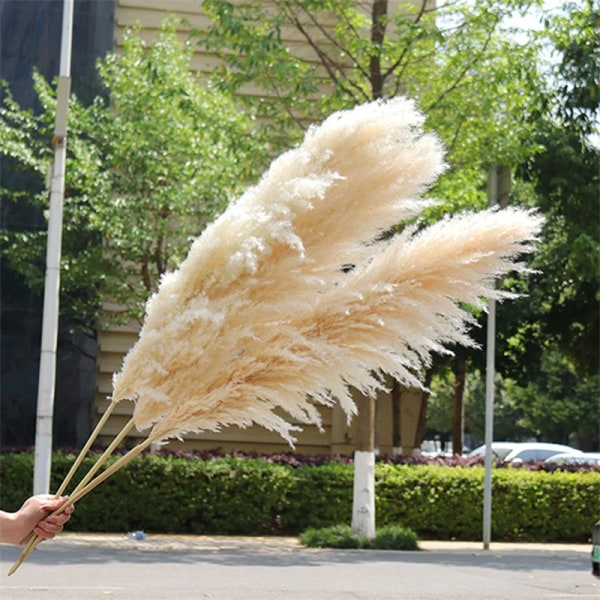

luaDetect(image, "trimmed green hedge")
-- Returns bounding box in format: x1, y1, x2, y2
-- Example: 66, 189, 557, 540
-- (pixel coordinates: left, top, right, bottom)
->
300, 524, 419, 550
374, 463, 599, 542
1, 452, 598, 542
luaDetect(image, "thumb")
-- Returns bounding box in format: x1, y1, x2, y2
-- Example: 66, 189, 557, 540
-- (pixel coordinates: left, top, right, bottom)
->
40, 495, 70, 513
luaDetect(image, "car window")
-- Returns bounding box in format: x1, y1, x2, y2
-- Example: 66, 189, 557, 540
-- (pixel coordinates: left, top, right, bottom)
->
494, 447, 516, 460
512, 449, 557, 462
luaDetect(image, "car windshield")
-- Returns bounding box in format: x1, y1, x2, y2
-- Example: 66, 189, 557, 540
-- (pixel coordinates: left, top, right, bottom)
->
512, 449, 560, 462
468, 444, 518, 459
492, 446, 517, 460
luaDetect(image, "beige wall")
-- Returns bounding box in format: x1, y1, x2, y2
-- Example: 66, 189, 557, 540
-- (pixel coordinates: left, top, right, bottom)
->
95, 0, 427, 456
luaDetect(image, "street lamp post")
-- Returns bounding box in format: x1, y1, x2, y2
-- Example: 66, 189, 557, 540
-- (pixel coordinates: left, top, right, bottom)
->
482, 164, 511, 549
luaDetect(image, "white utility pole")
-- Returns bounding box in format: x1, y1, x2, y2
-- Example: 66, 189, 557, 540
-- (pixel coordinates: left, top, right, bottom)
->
482, 164, 511, 549
33, 0, 74, 495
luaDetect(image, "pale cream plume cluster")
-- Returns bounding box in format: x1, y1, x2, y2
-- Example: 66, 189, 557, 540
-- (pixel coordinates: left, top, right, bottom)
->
10, 97, 542, 574
114, 97, 540, 443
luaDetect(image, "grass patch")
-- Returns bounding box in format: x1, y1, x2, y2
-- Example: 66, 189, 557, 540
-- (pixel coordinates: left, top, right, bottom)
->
299, 524, 419, 550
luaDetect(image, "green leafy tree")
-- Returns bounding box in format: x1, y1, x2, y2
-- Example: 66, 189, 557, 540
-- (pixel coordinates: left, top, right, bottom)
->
194, 1, 598, 453
496, 3, 599, 450
504, 351, 600, 449
424, 1, 599, 450
1, 22, 267, 328
198, 0, 544, 201
463, 370, 534, 446
498, 0, 599, 381
427, 367, 534, 449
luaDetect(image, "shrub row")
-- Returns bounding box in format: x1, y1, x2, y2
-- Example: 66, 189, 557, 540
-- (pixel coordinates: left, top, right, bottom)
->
1, 452, 598, 542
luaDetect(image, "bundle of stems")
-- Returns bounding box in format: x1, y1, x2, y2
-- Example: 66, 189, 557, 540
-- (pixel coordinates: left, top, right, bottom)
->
10, 97, 542, 574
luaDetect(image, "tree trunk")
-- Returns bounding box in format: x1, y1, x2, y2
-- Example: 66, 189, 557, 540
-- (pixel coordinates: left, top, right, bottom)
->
451, 357, 467, 455
352, 394, 376, 539
392, 379, 431, 455
415, 368, 434, 449
391, 379, 401, 450
369, 0, 387, 100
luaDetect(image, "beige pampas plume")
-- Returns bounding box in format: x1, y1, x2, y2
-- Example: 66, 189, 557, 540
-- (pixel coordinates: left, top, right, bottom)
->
10, 97, 542, 575
112, 96, 448, 435
148, 207, 542, 445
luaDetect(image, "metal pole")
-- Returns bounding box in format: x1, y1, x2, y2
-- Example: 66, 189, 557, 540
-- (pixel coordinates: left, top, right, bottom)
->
482, 165, 511, 549
482, 165, 498, 550
482, 299, 496, 548
33, 0, 74, 495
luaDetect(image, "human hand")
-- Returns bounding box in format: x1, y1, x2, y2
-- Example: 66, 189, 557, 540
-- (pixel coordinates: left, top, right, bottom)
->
0, 494, 74, 546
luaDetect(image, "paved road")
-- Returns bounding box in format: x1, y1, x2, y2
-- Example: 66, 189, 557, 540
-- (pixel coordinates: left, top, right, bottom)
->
0, 534, 597, 600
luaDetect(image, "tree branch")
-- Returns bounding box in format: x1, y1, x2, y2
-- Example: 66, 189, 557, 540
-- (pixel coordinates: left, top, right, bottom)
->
424, 15, 500, 113
284, 3, 370, 103
382, 0, 431, 82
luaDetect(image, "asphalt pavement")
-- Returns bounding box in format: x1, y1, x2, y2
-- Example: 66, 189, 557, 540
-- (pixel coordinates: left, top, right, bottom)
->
0, 534, 597, 600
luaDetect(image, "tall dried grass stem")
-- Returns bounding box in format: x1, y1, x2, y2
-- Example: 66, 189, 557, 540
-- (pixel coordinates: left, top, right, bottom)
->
68, 417, 136, 498
9, 415, 136, 575
56, 400, 119, 495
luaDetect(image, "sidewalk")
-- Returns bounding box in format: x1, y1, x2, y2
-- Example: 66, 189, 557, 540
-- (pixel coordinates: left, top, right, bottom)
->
46, 531, 593, 554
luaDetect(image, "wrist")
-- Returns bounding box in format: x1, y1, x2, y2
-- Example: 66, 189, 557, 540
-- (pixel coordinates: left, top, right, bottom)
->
0, 510, 22, 545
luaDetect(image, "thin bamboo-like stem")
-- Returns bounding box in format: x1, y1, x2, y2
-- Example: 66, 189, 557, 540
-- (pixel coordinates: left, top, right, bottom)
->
63, 432, 160, 506
55, 400, 120, 496
8, 416, 137, 576
68, 417, 136, 497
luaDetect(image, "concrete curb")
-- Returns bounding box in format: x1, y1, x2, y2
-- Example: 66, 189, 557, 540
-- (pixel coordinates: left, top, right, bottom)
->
49, 533, 591, 554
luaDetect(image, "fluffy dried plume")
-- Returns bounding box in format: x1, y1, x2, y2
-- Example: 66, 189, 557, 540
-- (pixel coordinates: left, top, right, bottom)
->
110, 98, 541, 444
10, 97, 543, 576
149, 207, 542, 444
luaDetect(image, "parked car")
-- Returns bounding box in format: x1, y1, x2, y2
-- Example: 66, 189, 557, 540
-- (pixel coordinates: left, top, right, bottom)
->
544, 452, 600, 466
468, 442, 582, 463
467, 442, 520, 461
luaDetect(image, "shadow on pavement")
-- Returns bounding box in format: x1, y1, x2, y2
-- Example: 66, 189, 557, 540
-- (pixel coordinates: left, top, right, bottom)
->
0, 538, 591, 575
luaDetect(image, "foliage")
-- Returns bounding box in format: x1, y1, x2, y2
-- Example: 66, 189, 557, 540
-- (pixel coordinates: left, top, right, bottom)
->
0, 21, 267, 327
195, 1, 598, 449
496, 1, 599, 390
283, 462, 354, 531
1, 452, 598, 542
198, 0, 543, 168
462, 370, 533, 445
299, 524, 419, 550
424, 365, 539, 449
198, 0, 544, 207
490, 466, 599, 541
0, 452, 296, 535
300, 524, 363, 548
374, 463, 599, 542
501, 122, 599, 382
372, 524, 419, 550
503, 352, 600, 449
543, 0, 599, 138
420, 1, 599, 446
427, 356, 599, 453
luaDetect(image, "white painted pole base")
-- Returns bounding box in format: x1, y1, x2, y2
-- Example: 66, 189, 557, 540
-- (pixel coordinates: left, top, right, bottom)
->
351, 450, 376, 539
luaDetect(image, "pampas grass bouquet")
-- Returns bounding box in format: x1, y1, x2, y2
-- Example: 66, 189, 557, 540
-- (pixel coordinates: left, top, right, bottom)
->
10, 97, 542, 574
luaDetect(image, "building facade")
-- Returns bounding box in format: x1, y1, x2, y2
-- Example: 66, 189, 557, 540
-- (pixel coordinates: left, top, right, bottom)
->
0, 0, 116, 449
